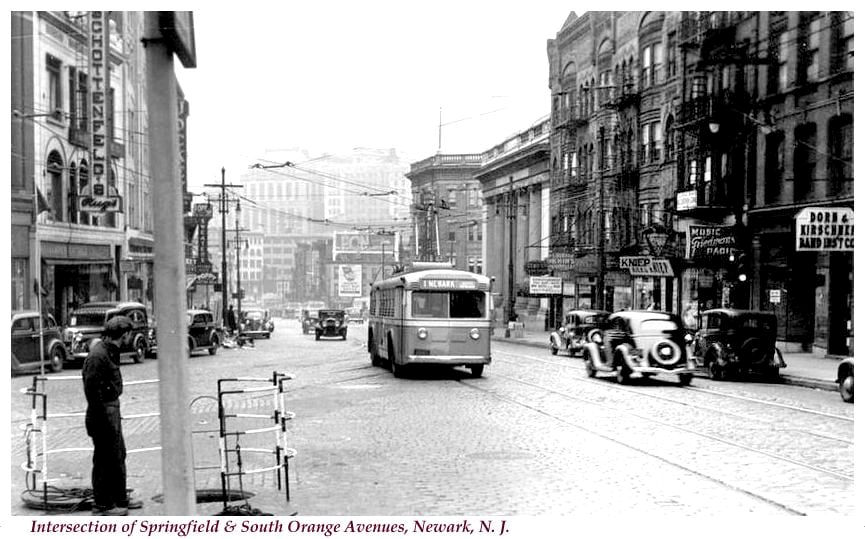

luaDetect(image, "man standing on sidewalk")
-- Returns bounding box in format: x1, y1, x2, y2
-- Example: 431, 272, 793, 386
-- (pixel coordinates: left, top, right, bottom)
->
82, 316, 141, 516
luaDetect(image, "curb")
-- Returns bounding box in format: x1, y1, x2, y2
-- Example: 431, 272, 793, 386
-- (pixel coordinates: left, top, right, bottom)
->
492, 336, 838, 393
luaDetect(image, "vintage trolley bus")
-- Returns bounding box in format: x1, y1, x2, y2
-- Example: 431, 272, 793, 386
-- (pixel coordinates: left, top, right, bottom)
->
368, 262, 493, 378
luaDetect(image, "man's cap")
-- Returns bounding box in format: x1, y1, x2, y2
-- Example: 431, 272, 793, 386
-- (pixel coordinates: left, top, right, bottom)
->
104, 315, 133, 337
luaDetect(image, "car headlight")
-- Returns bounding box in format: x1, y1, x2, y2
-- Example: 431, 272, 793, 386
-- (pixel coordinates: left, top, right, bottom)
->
469, 328, 481, 340
591, 332, 603, 344
417, 328, 428, 340
684, 333, 693, 344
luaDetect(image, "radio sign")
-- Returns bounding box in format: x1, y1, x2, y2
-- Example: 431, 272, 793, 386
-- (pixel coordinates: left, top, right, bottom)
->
795, 207, 853, 251
419, 279, 477, 290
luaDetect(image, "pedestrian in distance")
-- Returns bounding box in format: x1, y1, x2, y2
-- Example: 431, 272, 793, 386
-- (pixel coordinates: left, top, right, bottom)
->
227, 304, 237, 336
81, 316, 142, 516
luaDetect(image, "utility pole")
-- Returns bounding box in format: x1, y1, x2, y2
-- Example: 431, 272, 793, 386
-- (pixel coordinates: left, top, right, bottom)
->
597, 156, 606, 311
143, 12, 194, 514
234, 201, 245, 319
507, 177, 516, 327
204, 168, 243, 326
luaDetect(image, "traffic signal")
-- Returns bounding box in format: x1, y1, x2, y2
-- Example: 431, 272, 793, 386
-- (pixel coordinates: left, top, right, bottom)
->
734, 252, 748, 282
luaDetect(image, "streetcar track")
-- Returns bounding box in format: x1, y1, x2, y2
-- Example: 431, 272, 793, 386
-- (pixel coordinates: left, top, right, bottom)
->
493, 355, 854, 445
456, 377, 808, 516
494, 349, 853, 422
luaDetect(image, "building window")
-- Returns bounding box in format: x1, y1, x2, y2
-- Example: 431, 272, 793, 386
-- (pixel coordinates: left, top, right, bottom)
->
799, 16, 821, 83
68, 163, 78, 224
664, 117, 676, 162
641, 121, 661, 163
641, 42, 663, 87
46, 150, 64, 222
832, 12, 854, 73
666, 32, 677, 78
46, 55, 62, 114
448, 189, 456, 206
688, 159, 699, 187
12, 258, 28, 311
793, 123, 817, 201
476, 224, 482, 242
828, 114, 853, 194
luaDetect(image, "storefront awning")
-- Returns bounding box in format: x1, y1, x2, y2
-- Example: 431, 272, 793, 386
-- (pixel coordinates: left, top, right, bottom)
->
43, 258, 114, 266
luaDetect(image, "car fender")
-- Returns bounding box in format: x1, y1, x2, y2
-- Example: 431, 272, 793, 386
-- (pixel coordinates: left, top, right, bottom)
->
615, 343, 638, 369
550, 332, 564, 349
708, 342, 729, 366
583, 342, 604, 367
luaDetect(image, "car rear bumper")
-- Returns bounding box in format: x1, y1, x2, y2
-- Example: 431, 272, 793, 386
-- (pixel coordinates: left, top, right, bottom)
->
629, 365, 700, 375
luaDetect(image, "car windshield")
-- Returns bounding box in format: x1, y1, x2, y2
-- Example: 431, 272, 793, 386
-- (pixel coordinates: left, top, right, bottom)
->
69, 312, 106, 327
246, 311, 263, 320
318, 310, 344, 319
639, 318, 679, 333
412, 291, 486, 318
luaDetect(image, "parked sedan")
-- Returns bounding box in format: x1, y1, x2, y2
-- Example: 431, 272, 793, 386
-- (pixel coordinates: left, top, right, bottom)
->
11, 311, 67, 374
691, 309, 786, 380
549, 309, 609, 357
837, 357, 853, 403
64, 301, 153, 364
582, 310, 698, 385
187, 309, 221, 356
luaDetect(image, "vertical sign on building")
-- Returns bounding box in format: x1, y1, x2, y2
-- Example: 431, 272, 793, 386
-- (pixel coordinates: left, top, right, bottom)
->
80, 11, 121, 214
178, 87, 191, 213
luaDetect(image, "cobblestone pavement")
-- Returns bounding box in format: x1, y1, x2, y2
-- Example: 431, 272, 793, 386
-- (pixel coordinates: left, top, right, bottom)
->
8, 319, 854, 517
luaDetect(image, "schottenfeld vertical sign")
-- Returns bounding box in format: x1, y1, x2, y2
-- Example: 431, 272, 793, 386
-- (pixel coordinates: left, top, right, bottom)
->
81, 11, 121, 214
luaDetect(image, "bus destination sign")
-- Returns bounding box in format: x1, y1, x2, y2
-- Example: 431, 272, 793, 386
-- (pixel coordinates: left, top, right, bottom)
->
419, 279, 477, 290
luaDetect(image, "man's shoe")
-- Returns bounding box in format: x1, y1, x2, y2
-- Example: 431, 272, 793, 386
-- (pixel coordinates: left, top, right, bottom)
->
93, 505, 129, 516
124, 498, 143, 510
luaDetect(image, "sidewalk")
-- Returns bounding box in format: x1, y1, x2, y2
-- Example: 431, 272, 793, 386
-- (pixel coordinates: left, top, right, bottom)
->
492, 327, 845, 392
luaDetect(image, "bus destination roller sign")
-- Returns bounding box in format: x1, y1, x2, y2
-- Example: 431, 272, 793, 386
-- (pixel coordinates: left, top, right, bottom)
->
419, 279, 477, 290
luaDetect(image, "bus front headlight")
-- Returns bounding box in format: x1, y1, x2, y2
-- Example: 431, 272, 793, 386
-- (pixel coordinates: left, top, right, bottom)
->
469, 328, 481, 340
417, 328, 428, 340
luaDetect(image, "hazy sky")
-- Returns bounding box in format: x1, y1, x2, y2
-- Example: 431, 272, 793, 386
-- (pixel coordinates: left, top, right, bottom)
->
176, 3, 579, 188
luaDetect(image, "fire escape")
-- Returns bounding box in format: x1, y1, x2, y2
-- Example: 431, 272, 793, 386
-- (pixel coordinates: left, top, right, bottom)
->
551, 89, 589, 252
676, 11, 772, 220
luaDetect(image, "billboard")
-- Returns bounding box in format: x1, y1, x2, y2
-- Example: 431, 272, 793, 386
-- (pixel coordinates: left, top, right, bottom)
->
338, 264, 362, 297
333, 232, 396, 260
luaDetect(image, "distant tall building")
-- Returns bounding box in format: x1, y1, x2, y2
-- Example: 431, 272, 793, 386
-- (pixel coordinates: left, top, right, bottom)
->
207, 148, 411, 305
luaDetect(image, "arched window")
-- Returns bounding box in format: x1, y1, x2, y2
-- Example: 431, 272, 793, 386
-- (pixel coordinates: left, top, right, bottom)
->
68, 161, 78, 224
79, 160, 90, 226
46, 151, 64, 222
665, 116, 676, 161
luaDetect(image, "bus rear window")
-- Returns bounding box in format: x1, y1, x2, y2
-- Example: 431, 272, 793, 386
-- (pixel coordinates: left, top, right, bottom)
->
412, 291, 485, 318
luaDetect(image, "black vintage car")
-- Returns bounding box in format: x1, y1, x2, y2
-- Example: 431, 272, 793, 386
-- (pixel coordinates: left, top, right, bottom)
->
187, 309, 221, 356
315, 309, 346, 341
549, 309, 609, 357
240, 308, 272, 339
837, 357, 853, 403
301, 309, 317, 335
582, 310, 698, 385
11, 311, 67, 374
691, 309, 786, 380
64, 301, 153, 364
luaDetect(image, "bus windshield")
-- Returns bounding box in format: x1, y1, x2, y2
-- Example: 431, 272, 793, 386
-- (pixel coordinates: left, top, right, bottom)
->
412, 291, 486, 318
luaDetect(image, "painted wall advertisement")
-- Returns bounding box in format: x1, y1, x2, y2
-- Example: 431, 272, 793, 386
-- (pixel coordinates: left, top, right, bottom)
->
338, 264, 362, 297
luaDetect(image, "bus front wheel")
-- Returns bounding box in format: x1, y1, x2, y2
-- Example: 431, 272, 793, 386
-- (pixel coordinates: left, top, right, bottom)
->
469, 365, 484, 378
